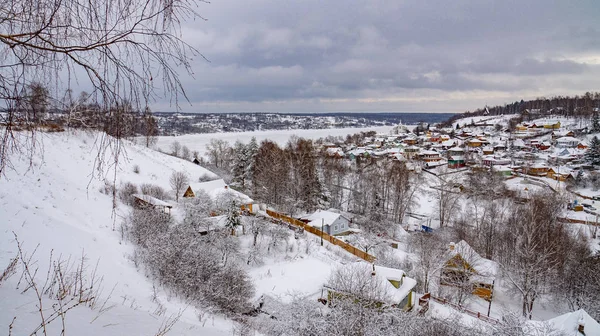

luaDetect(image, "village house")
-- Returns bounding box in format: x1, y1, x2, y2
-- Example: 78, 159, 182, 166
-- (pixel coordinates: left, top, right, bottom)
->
324, 263, 416, 312
403, 145, 420, 159
556, 136, 580, 148
447, 147, 466, 169
403, 136, 418, 145
547, 167, 573, 182
132, 194, 173, 214
482, 146, 494, 155
419, 150, 442, 163
467, 138, 483, 148
300, 209, 352, 236
440, 241, 497, 301
552, 130, 575, 139
524, 163, 550, 177
545, 309, 600, 336
183, 179, 254, 211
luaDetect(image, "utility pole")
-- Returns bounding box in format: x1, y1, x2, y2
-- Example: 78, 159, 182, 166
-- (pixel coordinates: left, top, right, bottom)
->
321, 218, 324, 246
487, 279, 495, 317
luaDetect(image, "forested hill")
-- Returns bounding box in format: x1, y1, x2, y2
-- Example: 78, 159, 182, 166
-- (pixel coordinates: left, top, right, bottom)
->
440, 92, 600, 127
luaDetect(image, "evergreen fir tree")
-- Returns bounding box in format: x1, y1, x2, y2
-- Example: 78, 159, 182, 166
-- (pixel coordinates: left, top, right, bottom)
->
245, 137, 259, 190
585, 136, 600, 166
592, 112, 600, 132
225, 200, 241, 235
231, 140, 248, 190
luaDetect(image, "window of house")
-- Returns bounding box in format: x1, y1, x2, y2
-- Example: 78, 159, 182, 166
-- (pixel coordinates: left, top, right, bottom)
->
334, 225, 338, 231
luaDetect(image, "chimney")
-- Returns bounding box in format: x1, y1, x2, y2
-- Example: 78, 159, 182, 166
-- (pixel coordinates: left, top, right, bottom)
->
578, 316, 585, 335
449, 242, 456, 251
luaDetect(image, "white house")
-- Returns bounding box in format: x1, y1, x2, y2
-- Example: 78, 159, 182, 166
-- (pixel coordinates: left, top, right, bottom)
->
546, 309, 600, 336
556, 136, 581, 148
300, 209, 352, 236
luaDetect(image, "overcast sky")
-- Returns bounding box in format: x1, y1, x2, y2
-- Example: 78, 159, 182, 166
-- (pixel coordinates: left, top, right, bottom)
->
157, 0, 600, 113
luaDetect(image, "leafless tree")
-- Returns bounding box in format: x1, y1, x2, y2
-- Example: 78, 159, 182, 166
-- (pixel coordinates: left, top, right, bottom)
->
498, 191, 570, 319
432, 177, 461, 228
205, 139, 230, 168
410, 233, 447, 293
169, 171, 189, 202
170, 141, 182, 157
0, 0, 203, 178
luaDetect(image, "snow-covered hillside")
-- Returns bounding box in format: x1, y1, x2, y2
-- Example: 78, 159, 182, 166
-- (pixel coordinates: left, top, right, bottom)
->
156, 126, 394, 159
0, 131, 231, 335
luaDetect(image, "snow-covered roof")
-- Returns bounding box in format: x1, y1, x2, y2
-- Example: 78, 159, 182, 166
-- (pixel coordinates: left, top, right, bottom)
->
556, 136, 580, 143
132, 194, 172, 207
301, 209, 347, 228
448, 240, 498, 279
187, 179, 253, 203
420, 150, 439, 156
547, 309, 600, 336
327, 262, 416, 306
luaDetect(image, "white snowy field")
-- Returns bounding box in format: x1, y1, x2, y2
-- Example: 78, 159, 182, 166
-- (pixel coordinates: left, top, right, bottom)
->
0, 130, 361, 335
0, 131, 231, 335
155, 126, 394, 157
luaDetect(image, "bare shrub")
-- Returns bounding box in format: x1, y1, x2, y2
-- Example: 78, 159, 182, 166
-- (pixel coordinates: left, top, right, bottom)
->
11, 235, 105, 335
170, 171, 189, 202
133, 164, 140, 174
0, 255, 18, 286
118, 182, 138, 206
140, 183, 170, 200
100, 179, 115, 195
126, 209, 171, 247
198, 173, 217, 182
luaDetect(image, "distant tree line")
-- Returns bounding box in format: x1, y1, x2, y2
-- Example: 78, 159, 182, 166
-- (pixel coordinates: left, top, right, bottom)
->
440, 92, 600, 128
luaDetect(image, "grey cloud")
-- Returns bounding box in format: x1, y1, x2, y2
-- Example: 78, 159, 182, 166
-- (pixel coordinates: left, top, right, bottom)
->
165, 0, 600, 112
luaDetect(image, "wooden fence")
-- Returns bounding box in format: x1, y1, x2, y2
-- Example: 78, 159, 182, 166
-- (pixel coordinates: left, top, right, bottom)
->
419, 293, 500, 325
265, 209, 376, 262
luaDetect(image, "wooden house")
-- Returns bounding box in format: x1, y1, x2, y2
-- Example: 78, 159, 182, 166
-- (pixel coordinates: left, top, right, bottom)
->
419, 150, 442, 163
482, 146, 494, 155
547, 167, 573, 182
324, 263, 416, 312
525, 163, 549, 177
132, 194, 173, 214
467, 139, 483, 148
440, 241, 497, 301
403, 137, 418, 146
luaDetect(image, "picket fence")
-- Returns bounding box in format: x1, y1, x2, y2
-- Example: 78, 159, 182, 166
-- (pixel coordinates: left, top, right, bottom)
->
265, 209, 376, 262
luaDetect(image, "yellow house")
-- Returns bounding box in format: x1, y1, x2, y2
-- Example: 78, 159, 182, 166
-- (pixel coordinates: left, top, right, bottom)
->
325, 263, 417, 311
468, 139, 483, 147
440, 241, 496, 302
543, 121, 561, 129
516, 125, 528, 132
547, 167, 573, 182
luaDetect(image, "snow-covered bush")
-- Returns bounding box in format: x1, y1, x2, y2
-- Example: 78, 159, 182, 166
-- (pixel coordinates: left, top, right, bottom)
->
118, 181, 138, 206
130, 219, 255, 314
140, 183, 170, 200
125, 208, 170, 247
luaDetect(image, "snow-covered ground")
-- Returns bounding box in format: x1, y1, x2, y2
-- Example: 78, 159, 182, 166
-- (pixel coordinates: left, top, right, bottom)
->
0, 130, 364, 335
155, 126, 394, 158
0, 131, 232, 335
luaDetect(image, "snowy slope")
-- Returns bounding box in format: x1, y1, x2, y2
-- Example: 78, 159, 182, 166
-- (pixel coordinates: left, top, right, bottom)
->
156, 126, 394, 159
0, 131, 231, 335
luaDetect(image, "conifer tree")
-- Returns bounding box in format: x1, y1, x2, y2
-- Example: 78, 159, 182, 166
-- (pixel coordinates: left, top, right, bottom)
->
585, 136, 600, 166
225, 200, 241, 235
592, 112, 600, 132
